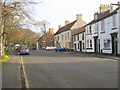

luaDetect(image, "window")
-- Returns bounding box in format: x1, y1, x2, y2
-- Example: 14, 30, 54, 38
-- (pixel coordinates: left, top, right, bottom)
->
95, 23, 98, 33
58, 36, 59, 40
83, 42, 84, 50
68, 32, 69, 39
89, 26, 92, 33
86, 27, 89, 34
65, 34, 67, 40
82, 32, 84, 40
87, 40, 89, 48
90, 40, 92, 47
101, 20, 105, 32
104, 39, 110, 49
87, 40, 92, 48
74, 36, 76, 41
113, 15, 116, 27
78, 35, 79, 41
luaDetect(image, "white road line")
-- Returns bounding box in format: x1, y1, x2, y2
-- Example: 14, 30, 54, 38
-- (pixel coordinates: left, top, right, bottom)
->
20, 56, 29, 88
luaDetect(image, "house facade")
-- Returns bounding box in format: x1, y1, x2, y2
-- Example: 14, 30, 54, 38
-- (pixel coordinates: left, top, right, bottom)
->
72, 3, 120, 56
37, 28, 54, 50
98, 7, 119, 55
54, 14, 86, 50
73, 26, 86, 52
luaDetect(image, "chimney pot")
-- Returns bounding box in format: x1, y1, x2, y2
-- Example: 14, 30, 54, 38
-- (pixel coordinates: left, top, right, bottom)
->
76, 14, 82, 20
49, 28, 54, 34
58, 25, 62, 29
65, 20, 70, 25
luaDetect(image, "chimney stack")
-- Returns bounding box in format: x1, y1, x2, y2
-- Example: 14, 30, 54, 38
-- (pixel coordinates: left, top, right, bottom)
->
49, 28, 54, 34
76, 14, 82, 20
58, 25, 62, 29
65, 20, 70, 25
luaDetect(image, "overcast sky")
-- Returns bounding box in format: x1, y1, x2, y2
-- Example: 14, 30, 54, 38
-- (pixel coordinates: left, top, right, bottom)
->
30, 0, 119, 33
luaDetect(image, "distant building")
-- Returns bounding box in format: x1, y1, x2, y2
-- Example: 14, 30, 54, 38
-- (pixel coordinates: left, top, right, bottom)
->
73, 26, 86, 52
54, 14, 86, 50
37, 28, 54, 50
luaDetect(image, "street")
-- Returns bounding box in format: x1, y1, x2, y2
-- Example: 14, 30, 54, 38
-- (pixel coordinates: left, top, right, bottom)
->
19, 50, 118, 88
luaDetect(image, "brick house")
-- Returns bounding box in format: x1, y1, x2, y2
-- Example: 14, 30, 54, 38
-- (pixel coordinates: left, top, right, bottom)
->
37, 28, 54, 50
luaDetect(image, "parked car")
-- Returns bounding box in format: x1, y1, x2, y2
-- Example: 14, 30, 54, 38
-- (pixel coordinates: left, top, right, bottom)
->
46, 46, 56, 50
54, 47, 69, 52
19, 47, 30, 55
14, 44, 20, 50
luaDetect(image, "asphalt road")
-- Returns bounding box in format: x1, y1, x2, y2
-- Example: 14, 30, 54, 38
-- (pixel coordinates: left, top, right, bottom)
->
21, 50, 118, 88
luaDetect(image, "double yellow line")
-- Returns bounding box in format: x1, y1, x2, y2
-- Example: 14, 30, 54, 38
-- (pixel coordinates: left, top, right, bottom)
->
19, 56, 29, 88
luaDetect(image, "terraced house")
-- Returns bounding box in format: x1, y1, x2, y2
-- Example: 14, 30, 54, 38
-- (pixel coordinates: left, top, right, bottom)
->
73, 26, 86, 52
85, 4, 111, 53
98, 5, 120, 55
72, 3, 120, 56
54, 14, 86, 50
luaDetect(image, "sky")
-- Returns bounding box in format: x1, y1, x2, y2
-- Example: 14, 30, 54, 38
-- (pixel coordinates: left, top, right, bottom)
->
30, 0, 119, 33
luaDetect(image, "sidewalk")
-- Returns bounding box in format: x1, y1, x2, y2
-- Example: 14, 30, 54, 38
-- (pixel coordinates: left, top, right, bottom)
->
68, 51, 119, 60
2, 55, 21, 88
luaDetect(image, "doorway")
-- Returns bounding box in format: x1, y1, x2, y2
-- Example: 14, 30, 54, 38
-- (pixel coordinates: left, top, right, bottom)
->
111, 33, 118, 55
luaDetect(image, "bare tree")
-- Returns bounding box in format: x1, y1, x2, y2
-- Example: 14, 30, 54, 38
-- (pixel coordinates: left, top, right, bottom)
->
36, 20, 50, 34
0, 0, 40, 55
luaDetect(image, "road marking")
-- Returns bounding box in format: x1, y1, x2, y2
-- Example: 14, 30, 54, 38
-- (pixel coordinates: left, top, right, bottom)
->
20, 56, 29, 88
93, 56, 117, 61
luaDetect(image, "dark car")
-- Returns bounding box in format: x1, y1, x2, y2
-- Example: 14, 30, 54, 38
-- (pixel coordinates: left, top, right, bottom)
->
19, 47, 30, 55
54, 47, 69, 52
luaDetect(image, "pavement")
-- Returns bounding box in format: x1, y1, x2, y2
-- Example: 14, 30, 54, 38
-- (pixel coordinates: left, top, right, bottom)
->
66, 51, 119, 60
21, 50, 118, 88
2, 55, 21, 88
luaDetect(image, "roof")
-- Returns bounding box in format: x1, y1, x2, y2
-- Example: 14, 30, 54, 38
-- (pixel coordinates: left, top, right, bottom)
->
54, 20, 77, 35
73, 26, 85, 36
86, 7, 119, 26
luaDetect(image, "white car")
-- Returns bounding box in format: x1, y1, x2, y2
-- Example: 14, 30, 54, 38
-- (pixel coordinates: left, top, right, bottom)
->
46, 46, 56, 50
14, 44, 20, 50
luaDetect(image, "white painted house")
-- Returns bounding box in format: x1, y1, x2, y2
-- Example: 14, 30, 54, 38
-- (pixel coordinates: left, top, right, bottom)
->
98, 6, 119, 55
85, 21, 99, 53
73, 26, 86, 52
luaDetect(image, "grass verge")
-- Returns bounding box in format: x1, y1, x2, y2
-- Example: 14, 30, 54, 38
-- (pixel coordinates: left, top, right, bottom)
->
0, 50, 13, 64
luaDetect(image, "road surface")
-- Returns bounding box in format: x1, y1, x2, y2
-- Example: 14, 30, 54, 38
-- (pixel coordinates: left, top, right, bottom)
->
21, 50, 118, 88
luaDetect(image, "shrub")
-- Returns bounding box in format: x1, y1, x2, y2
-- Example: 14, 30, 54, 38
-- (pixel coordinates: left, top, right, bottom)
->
1, 55, 9, 63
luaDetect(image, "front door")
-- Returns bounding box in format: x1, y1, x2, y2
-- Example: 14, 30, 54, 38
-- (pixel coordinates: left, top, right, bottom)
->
94, 37, 98, 53
79, 41, 82, 52
74, 44, 76, 51
111, 33, 118, 55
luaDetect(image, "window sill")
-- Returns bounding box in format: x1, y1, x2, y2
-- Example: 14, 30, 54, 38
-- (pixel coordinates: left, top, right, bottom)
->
100, 31, 105, 34
86, 33, 92, 35
112, 27, 117, 30
94, 32, 98, 34
86, 48, 93, 50
103, 48, 111, 50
